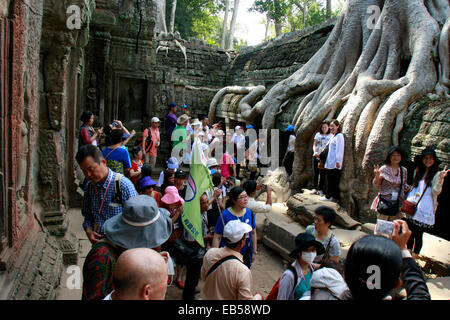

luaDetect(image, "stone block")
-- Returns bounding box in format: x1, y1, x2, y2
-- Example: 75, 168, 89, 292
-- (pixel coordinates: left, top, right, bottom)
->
263, 208, 305, 262
287, 192, 361, 230
426, 277, 450, 300
361, 223, 376, 234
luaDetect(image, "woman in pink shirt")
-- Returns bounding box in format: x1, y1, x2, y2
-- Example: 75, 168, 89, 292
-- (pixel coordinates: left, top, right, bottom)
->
142, 117, 161, 168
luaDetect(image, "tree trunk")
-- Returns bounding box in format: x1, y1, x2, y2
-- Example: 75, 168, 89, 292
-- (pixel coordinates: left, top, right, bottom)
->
232, 0, 449, 219
326, 0, 332, 18
161, 0, 168, 33
264, 14, 270, 40
221, 0, 231, 49
169, 0, 177, 33
227, 0, 240, 50
275, 21, 282, 37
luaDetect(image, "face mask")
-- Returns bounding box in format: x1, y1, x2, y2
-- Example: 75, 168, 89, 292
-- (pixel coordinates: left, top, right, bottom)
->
301, 251, 317, 264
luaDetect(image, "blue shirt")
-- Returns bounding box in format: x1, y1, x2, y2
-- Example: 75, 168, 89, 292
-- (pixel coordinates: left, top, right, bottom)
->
214, 208, 256, 268
82, 169, 137, 235
102, 146, 132, 174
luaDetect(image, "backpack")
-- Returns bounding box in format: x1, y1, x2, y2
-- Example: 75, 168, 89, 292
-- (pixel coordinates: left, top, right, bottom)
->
86, 173, 124, 222
266, 265, 298, 300
135, 128, 153, 153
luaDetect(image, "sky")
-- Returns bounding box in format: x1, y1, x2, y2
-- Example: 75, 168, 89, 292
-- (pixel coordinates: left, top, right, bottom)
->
230, 0, 344, 46
234, 0, 266, 46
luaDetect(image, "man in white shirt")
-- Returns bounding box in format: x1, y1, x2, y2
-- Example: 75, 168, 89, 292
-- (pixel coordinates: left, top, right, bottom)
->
200, 115, 212, 144
243, 180, 272, 214
104, 248, 168, 300
232, 126, 246, 179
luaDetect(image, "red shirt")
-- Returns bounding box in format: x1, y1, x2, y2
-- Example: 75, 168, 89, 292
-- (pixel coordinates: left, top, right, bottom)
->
130, 159, 144, 186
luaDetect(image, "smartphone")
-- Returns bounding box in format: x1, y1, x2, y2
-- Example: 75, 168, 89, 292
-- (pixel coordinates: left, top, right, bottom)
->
112, 120, 119, 128
375, 219, 395, 238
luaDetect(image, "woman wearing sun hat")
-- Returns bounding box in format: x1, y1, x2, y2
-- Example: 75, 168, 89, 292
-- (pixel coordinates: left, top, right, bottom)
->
404, 147, 449, 256
277, 232, 325, 300
160, 186, 186, 289
371, 146, 411, 221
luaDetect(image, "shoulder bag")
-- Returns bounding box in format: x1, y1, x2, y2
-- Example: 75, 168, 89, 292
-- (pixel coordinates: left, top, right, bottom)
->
318, 136, 333, 170
401, 184, 429, 216
377, 167, 403, 216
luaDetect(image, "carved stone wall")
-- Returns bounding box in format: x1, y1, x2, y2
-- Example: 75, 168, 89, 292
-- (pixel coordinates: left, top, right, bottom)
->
229, 20, 335, 88
0, 0, 62, 301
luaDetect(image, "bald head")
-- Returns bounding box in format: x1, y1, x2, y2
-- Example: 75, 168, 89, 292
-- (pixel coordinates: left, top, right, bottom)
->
113, 248, 168, 300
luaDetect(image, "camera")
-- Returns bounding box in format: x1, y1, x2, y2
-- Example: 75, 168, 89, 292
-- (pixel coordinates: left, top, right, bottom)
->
375, 219, 394, 238
112, 120, 119, 128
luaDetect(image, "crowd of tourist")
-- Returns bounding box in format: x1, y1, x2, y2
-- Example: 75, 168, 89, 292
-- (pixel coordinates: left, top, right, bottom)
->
75, 102, 447, 301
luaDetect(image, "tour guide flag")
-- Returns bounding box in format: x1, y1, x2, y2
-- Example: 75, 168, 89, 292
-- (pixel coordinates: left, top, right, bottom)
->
182, 138, 213, 247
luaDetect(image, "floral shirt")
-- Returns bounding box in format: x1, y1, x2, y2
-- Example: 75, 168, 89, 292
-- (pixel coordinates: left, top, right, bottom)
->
371, 165, 409, 211
82, 240, 124, 300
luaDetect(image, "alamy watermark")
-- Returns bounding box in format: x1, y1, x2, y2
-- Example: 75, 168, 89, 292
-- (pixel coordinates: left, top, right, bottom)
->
170, 129, 280, 176
66, 265, 81, 290
367, 5, 381, 30
366, 265, 381, 289
66, 5, 81, 30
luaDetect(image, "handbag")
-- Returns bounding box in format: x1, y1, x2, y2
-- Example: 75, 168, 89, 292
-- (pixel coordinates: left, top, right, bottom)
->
318, 137, 332, 169
376, 167, 403, 216
401, 185, 429, 216
318, 234, 343, 273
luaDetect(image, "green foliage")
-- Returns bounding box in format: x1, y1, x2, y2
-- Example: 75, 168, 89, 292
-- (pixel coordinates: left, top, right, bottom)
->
167, 0, 223, 41
250, 0, 289, 24
251, 0, 340, 35
166, 0, 247, 50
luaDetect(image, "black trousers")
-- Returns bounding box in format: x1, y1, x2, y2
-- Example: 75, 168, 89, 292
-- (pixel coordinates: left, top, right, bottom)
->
405, 219, 429, 254
182, 248, 204, 301
283, 151, 295, 176
312, 157, 327, 191
325, 169, 341, 200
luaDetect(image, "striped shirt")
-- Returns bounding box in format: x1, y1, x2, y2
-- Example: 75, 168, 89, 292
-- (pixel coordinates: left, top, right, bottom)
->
82, 169, 137, 235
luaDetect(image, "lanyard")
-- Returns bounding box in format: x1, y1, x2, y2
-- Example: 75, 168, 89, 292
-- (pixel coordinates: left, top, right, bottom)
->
95, 175, 113, 216
297, 268, 310, 289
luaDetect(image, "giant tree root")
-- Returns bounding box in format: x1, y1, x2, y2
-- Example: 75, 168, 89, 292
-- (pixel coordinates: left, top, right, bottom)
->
240, 0, 449, 219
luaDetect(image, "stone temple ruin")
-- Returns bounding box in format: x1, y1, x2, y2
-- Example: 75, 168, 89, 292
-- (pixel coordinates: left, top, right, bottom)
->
0, 0, 448, 299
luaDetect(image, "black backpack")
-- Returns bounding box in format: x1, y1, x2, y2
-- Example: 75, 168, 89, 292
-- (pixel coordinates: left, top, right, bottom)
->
135, 127, 153, 153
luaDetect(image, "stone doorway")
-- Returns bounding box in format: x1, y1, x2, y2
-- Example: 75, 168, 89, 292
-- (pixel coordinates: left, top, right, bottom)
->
113, 76, 149, 134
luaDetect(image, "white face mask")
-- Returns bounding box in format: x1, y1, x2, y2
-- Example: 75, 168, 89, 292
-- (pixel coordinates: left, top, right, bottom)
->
301, 251, 317, 264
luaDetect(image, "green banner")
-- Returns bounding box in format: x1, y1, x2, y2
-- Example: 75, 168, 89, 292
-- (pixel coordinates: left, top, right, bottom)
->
182, 138, 213, 247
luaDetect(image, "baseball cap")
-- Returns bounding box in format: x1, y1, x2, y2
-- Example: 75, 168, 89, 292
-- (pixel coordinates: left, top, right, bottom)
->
223, 220, 252, 244
235, 126, 242, 131
175, 169, 187, 178
166, 157, 179, 170
151, 117, 160, 123
285, 125, 294, 132
183, 104, 188, 109
246, 125, 254, 129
